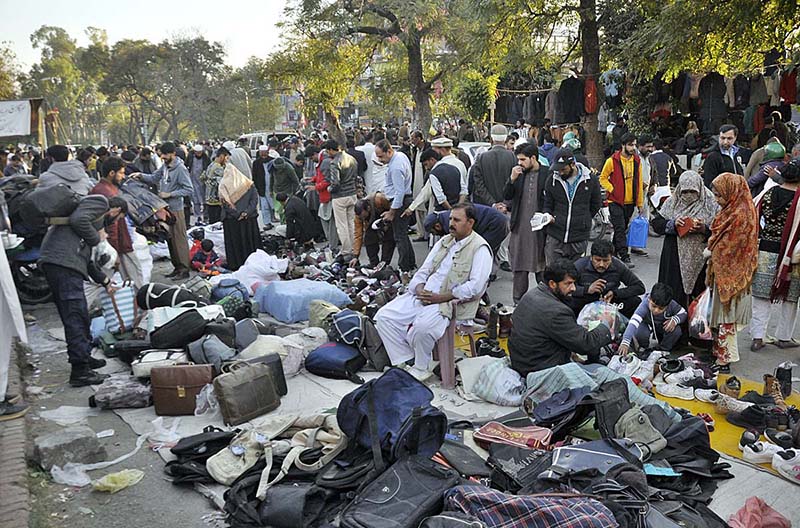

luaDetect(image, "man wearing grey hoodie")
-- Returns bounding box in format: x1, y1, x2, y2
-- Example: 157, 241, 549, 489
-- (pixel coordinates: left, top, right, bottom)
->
38, 145, 95, 196
137, 142, 193, 279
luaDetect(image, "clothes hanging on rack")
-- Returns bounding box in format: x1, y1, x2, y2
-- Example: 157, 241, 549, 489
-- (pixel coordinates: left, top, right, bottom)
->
733, 75, 750, 109
750, 74, 769, 105
766, 71, 782, 106
584, 76, 598, 115
688, 73, 704, 99
724, 77, 736, 108
544, 89, 558, 122
779, 67, 797, 104
698, 72, 727, 134
558, 77, 585, 124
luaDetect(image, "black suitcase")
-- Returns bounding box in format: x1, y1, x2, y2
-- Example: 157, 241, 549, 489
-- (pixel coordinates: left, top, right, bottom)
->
232, 352, 287, 396
114, 339, 152, 365
340, 455, 460, 528
150, 310, 208, 349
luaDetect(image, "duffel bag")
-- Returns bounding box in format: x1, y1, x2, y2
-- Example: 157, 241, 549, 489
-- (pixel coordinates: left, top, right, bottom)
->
211, 278, 250, 303
137, 282, 206, 310
88, 376, 151, 409
150, 309, 208, 349
171, 426, 237, 462
340, 456, 459, 528
305, 342, 365, 384
187, 334, 237, 376
114, 339, 152, 365
337, 367, 447, 466
213, 361, 281, 426
131, 349, 188, 378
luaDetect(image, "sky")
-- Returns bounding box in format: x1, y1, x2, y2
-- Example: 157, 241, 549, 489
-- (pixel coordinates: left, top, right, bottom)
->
1, 0, 286, 70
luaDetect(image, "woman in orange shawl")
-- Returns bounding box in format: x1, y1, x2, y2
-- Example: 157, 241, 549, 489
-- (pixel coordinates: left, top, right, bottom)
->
706, 173, 759, 372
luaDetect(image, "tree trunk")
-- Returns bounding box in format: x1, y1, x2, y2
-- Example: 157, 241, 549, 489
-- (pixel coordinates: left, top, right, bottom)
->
324, 110, 347, 146
405, 29, 432, 135
579, 0, 604, 169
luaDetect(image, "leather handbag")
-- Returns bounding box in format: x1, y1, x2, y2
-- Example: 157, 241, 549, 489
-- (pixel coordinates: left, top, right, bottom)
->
213, 361, 281, 425
151, 364, 213, 416
541, 439, 643, 481
131, 349, 188, 378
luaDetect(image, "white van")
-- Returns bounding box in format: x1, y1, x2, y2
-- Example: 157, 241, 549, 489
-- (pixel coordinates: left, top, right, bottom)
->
239, 131, 298, 157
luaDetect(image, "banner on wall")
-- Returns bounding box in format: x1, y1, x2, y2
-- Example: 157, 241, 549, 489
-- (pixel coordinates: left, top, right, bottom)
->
0, 100, 32, 137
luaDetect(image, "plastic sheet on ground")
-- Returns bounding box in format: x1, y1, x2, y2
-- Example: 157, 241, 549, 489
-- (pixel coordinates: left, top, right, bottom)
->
39, 406, 101, 426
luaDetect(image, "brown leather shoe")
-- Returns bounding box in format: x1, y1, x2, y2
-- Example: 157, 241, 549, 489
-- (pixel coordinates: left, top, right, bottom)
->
765, 375, 788, 410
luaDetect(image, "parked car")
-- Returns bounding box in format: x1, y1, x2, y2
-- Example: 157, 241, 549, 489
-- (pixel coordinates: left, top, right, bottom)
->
239, 131, 299, 157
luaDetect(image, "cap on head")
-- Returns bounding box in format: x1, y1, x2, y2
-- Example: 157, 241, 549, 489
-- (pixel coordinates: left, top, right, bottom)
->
268, 150, 280, 159
490, 124, 508, 142
193, 144, 204, 152
222, 140, 236, 151
258, 145, 270, 152
551, 148, 575, 171
431, 137, 453, 148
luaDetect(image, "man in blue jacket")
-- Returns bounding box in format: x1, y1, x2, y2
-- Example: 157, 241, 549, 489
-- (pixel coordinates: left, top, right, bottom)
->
136, 142, 194, 279
423, 203, 509, 256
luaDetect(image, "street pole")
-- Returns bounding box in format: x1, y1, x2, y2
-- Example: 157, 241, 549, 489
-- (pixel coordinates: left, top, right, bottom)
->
244, 90, 252, 130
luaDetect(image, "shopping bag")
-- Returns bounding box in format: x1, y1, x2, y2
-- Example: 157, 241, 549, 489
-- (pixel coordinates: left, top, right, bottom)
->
688, 288, 713, 340
100, 283, 139, 334
627, 215, 649, 248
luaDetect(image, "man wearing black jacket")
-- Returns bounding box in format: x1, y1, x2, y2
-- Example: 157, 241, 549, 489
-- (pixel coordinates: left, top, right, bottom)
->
509, 259, 613, 377
702, 124, 744, 189
570, 239, 645, 318
542, 148, 602, 264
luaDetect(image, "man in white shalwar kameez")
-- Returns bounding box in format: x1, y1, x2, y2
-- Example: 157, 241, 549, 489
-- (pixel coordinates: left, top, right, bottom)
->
375, 203, 492, 381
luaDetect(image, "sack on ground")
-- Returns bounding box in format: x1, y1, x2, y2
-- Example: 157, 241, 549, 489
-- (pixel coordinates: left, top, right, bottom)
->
259, 278, 351, 323
240, 335, 303, 377
89, 376, 151, 409
472, 358, 525, 407
282, 327, 328, 358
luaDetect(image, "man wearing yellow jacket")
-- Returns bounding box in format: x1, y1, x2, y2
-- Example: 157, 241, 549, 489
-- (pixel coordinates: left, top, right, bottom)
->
599, 132, 644, 268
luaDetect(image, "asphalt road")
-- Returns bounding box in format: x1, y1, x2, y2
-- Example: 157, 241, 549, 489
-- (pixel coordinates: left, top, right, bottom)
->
22, 234, 800, 526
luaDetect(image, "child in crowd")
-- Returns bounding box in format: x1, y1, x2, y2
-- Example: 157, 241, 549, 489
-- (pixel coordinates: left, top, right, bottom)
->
190, 239, 228, 276
619, 283, 687, 354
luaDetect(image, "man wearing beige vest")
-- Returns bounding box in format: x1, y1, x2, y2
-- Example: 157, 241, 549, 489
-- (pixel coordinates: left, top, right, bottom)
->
375, 202, 492, 381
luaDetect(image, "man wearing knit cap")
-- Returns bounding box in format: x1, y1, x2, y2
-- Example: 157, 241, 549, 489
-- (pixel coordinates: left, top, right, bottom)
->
471, 124, 517, 271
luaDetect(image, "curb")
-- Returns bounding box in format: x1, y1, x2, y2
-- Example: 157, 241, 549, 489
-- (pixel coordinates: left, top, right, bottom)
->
0, 340, 29, 528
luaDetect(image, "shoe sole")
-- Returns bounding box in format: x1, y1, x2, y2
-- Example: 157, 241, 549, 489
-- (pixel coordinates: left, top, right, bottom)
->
0, 407, 29, 421
5, 394, 22, 405
656, 388, 694, 400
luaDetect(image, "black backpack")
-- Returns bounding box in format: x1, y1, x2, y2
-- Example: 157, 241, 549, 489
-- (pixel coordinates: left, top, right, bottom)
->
527, 386, 594, 441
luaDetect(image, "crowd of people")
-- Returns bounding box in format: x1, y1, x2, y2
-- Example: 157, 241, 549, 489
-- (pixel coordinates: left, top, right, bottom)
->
1, 112, 800, 409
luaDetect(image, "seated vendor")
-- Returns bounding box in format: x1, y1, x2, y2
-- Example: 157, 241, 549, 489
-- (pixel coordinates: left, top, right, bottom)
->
618, 283, 687, 355
375, 203, 492, 381
571, 239, 645, 318
509, 259, 613, 377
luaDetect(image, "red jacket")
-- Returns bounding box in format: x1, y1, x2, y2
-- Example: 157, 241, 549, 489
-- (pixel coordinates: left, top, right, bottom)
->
313, 162, 331, 203
90, 180, 133, 254
607, 151, 640, 207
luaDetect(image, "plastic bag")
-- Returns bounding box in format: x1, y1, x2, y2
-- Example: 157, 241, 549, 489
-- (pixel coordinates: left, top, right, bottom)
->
91, 469, 145, 493
627, 216, 649, 248
194, 383, 220, 417
577, 301, 628, 340
472, 358, 525, 406
39, 406, 101, 426
688, 288, 713, 340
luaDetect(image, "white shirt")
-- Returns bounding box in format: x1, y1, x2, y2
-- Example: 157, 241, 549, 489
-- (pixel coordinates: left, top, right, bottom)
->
357, 142, 382, 194
408, 236, 492, 301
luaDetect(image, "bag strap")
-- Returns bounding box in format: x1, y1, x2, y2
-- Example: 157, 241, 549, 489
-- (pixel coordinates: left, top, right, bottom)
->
366, 385, 386, 474
108, 290, 127, 333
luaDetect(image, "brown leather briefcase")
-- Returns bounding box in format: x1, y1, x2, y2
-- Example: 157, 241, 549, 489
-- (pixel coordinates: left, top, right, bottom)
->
151, 364, 213, 416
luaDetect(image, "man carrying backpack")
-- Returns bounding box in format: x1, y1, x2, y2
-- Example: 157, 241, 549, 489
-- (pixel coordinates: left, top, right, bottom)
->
40, 195, 130, 386
375, 203, 492, 381
38, 144, 95, 196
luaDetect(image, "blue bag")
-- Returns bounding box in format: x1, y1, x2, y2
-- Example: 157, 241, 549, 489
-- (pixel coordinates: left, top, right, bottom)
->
329, 309, 363, 346
627, 216, 649, 248
305, 342, 366, 384
210, 278, 250, 303
257, 278, 352, 323
337, 367, 447, 466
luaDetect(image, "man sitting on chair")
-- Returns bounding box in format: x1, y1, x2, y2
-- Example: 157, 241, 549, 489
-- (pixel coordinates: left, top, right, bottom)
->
375, 203, 492, 381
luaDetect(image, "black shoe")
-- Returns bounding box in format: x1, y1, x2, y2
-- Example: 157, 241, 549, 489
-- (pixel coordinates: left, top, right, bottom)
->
740, 390, 775, 405
88, 356, 107, 369
165, 269, 180, 278
765, 428, 794, 449
620, 256, 635, 268
263, 223, 274, 231
0, 400, 29, 422
683, 377, 717, 390
413, 236, 427, 242
69, 368, 109, 387
488, 274, 497, 283
631, 248, 648, 256
5, 393, 22, 405
727, 405, 768, 433
173, 270, 190, 280
499, 262, 512, 272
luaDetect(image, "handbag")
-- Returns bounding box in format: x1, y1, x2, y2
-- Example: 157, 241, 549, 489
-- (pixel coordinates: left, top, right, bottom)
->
614, 406, 667, 458
150, 364, 214, 416
340, 455, 460, 528
232, 352, 287, 396
131, 349, 188, 378
100, 283, 139, 334
150, 309, 208, 349
473, 421, 553, 450
213, 361, 281, 426
181, 275, 212, 300
188, 334, 237, 376
113, 339, 151, 365
305, 342, 366, 383
205, 317, 237, 348
540, 439, 643, 481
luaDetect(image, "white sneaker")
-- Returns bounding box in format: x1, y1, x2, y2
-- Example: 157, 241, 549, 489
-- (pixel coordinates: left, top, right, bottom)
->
712, 393, 754, 414
694, 389, 720, 403
663, 368, 705, 385
772, 450, 800, 484
743, 442, 784, 464
655, 383, 694, 400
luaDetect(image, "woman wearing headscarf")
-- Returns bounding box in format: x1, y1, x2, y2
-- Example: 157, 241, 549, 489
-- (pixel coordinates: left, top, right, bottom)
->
706, 173, 759, 372
219, 162, 260, 271
653, 170, 719, 310
751, 160, 800, 351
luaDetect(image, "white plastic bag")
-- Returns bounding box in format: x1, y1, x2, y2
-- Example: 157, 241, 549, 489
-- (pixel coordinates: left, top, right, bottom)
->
195, 383, 220, 417
39, 406, 100, 426
472, 358, 525, 406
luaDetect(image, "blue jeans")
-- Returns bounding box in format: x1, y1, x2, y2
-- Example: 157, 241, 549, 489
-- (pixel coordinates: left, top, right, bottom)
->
260, 195, 274, 225
42, 264, 92, 367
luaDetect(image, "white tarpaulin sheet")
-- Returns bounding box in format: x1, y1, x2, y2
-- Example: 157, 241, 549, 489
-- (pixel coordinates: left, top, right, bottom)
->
0, 100, 31, 137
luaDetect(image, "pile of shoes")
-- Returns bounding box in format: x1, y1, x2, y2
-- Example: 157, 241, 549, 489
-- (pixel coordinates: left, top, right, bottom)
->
652, 355, 718, 401
738, 423, 800, 484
